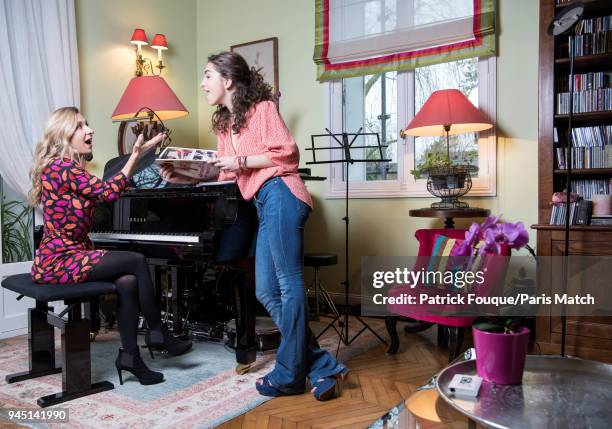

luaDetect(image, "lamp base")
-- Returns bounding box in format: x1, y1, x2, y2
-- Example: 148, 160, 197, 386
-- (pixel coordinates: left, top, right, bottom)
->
425, 165, 476, 209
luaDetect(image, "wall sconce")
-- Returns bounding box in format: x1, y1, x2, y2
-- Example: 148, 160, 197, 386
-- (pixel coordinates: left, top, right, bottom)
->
151, 34, 168, 73
129, 28, 168, 76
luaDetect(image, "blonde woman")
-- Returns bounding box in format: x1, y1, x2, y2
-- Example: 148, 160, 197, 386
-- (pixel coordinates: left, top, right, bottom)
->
29, 107, 191, 386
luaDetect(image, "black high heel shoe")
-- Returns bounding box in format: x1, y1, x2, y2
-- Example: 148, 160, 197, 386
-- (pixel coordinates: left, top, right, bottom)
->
115, 348, 164, 385
145, 324, 192, 356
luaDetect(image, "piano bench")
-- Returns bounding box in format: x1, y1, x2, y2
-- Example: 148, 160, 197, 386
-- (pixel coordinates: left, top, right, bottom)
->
1, 274, 116, 407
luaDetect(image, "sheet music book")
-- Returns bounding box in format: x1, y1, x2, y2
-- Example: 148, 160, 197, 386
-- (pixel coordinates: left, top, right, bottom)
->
155, 146, 220, 181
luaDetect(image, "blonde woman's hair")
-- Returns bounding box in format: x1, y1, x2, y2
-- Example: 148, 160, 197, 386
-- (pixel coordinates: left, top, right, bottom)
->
28, 106, 82, 206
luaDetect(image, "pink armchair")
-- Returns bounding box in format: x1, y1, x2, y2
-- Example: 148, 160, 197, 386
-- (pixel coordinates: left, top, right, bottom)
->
385, 228, 510, 362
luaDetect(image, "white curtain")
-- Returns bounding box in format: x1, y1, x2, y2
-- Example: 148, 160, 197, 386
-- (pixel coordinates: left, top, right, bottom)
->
0, 0, 80, 200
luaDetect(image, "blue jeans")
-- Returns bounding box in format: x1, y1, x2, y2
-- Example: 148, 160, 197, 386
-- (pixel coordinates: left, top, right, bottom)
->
215, 200, 257, 263
253, 177, 346, 391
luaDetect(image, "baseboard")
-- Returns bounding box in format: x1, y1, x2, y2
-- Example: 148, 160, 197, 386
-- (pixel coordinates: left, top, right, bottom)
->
0, 327, 28, 340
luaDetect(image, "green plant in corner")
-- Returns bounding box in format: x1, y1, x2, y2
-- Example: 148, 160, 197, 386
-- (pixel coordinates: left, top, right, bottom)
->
1, 199, 33, 263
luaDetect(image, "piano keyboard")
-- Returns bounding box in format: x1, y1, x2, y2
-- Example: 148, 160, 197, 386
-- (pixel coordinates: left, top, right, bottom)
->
89, 232, 200, 244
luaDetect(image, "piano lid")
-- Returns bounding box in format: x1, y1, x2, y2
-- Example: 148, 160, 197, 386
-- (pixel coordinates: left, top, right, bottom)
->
103, 151, 192, 190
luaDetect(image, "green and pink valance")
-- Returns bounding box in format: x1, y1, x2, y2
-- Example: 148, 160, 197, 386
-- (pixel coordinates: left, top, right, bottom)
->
314, 0, 496, 81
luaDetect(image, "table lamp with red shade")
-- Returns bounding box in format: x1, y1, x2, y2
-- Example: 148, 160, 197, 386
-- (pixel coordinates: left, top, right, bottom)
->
401, 89, 493, 208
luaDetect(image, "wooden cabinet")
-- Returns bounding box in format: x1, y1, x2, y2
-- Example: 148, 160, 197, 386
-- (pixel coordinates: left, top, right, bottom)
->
534, 0, 612, 362
533, 227, 612, 362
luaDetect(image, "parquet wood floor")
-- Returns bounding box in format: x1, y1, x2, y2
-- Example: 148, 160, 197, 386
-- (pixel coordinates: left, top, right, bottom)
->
219, 324, 476, 429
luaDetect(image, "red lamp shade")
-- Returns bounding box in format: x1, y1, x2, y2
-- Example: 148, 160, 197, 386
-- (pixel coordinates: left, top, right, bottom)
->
151, 34, 168, 50
403, 89, 493, 136
111, 76, 188, 121
130, 28, 148, 46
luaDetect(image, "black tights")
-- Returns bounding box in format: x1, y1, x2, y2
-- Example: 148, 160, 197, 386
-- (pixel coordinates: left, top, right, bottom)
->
88, 251, 162, 353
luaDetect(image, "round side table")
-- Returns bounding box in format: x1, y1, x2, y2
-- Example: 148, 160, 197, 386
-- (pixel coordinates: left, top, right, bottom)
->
409, 207, 490, 229
436, 355, 612, 429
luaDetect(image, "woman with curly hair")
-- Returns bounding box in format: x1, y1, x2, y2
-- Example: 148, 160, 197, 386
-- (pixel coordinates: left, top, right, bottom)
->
29, 107, 192, 386
161, 51, 348, 400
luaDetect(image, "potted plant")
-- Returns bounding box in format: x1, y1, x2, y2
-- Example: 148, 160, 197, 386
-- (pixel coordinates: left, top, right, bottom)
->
410, 151, 477, 190
1, 199, 33, 263
453, 216, 533, 384
410, 151, 452, 182
472, 317, 530, 385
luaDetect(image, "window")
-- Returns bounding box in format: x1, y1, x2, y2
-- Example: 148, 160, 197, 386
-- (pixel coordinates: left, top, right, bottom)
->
325, 56, 496, 198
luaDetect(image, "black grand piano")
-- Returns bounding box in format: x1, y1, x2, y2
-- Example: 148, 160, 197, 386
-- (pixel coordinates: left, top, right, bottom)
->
89, 153, 258, 373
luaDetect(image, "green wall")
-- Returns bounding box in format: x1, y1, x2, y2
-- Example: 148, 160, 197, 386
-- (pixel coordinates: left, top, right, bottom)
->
195, 0, 540, 295
77, 0, 540, 296
76, 0, 198, 176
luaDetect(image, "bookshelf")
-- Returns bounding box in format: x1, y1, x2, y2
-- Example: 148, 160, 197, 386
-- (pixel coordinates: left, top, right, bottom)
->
555, 52, 612, 72
554, 167, 612, 175
534, 0, 612, 362
554, 111, 612, 125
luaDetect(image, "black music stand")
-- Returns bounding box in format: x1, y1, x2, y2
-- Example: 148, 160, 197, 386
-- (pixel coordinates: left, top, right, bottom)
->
307, 128, 390, 347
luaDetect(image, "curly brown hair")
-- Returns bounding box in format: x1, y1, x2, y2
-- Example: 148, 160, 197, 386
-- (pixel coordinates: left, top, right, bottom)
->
207, 51, 275, 135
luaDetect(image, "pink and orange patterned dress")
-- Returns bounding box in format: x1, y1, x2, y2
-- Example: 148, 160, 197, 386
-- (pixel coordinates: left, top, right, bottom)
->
31, 158, 128, 284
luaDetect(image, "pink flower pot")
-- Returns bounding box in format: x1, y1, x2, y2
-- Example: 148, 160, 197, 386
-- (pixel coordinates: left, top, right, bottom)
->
473, 326, 529, 385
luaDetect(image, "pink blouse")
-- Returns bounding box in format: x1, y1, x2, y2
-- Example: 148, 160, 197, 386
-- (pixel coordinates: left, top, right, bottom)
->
216, 100, 313, 208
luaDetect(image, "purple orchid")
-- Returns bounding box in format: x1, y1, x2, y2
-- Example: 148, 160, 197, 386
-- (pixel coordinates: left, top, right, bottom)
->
453, 224, 480, 257
480, 215, 501, 231
503, 221, 529, 249
480, 226, 505, 255
453, 216, 529, 265
453, 215, 500, 257
451, 220, 485, 268
479, 220, 530, 256
464, 223, 482, 247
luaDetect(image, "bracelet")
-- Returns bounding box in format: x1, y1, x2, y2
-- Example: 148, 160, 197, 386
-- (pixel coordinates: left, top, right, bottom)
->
238, 156, 248, 170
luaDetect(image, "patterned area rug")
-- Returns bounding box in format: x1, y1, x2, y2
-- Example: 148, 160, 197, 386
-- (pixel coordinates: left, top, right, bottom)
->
0, 318, 385, 428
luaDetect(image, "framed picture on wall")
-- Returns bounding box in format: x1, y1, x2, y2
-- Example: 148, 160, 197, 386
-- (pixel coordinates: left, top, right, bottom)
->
231, 37, 278, 95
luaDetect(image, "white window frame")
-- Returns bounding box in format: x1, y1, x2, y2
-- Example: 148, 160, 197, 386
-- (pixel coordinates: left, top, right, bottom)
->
324, 56, 497, 199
